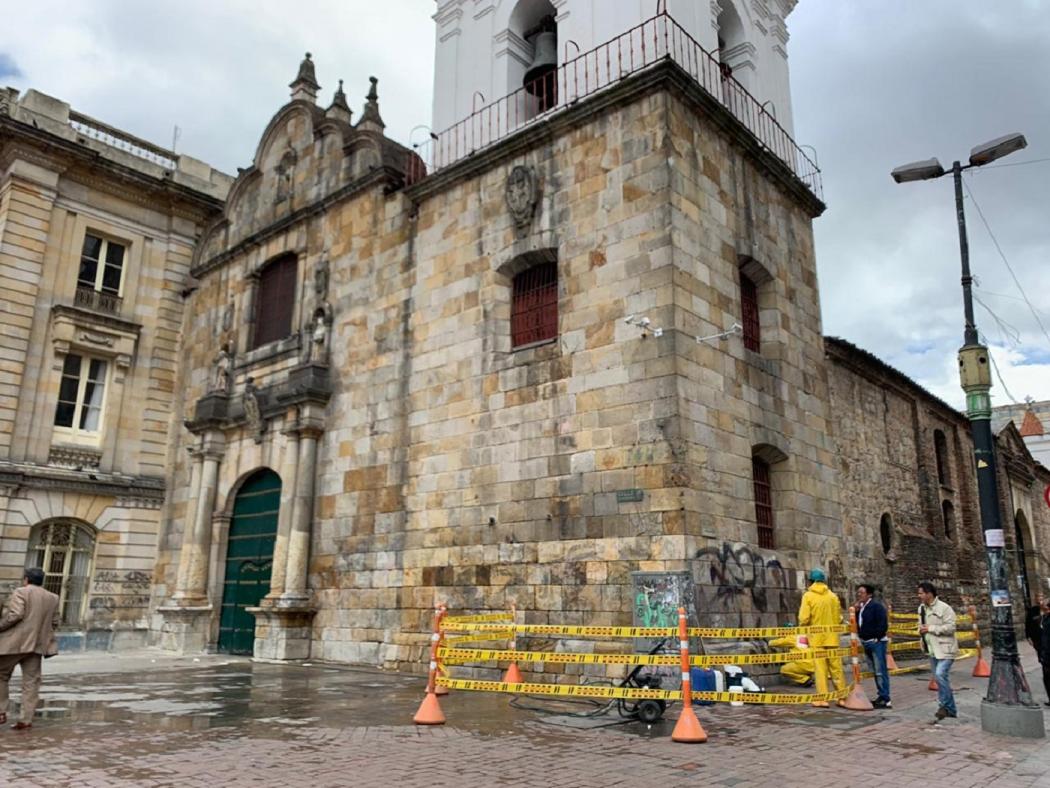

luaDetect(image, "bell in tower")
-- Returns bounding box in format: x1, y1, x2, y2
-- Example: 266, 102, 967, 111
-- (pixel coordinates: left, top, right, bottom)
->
523, 15, 558, 112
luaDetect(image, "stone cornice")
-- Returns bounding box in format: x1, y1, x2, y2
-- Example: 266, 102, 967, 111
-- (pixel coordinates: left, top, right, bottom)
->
404, 60, 825, 218
0, 115, 224, 220
824, 336, 968, 428
0, 462, 165, 501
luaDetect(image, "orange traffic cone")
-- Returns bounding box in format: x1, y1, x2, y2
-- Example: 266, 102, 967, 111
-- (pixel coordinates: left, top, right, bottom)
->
839, 683, 874, 711
503, 661, 523, 684
886, 650, 899, 671
972, 654, 991, 678
413, 692, 445, 725
928, 678, 938, 691
671, 705, 708, 743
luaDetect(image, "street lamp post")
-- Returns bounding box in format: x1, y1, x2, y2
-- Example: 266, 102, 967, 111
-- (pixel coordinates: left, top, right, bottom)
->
892, 133, 1045, 739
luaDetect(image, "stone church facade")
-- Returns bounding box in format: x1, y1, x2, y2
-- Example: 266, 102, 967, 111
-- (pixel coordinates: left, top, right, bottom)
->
2, 1, 1045, 664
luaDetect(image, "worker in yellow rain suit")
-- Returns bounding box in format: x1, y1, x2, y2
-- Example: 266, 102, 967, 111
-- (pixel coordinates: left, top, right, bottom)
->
798, 569, 846, 706
770, 625, 814, 686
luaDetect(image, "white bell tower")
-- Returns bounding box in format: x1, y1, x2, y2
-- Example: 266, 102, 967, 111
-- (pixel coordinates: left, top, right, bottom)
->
430, 0, 798, 137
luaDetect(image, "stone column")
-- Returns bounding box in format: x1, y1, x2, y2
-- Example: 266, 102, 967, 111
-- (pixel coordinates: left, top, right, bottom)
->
182, 432, 225, 603
264, 412, 300, 602
160, 431, 224, 654
172, 446, 204, 601
282, 422, 321, 602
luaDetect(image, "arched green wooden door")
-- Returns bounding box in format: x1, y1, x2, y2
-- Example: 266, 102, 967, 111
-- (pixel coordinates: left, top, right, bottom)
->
218, 469, 280, 654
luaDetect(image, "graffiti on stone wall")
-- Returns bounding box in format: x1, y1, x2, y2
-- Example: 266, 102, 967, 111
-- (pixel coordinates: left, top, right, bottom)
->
91, 570, 151, 594
90, 570, 152, 612
89, 595, 150, 611
693, 542, 798, 629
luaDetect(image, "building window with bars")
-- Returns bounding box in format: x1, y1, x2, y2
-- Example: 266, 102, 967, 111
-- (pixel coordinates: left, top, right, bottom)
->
752, 455, 775, 549
252, 255, 298, 350
78, 233, 126, 296
740, 272, 760, 352
25, 520, 96, 627
511, 261, 558, 348
53, 353, 108, 444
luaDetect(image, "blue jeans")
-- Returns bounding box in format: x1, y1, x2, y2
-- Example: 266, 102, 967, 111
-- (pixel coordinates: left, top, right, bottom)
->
863, 640, 890, 702
930, 657, 956, 715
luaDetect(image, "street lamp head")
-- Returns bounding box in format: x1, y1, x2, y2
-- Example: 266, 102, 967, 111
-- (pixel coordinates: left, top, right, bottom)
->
891, 158, 945, 183
969, 133, 1027, 167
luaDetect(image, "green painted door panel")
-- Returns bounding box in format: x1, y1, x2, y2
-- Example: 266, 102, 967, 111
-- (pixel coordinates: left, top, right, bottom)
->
217, 470, 280, 655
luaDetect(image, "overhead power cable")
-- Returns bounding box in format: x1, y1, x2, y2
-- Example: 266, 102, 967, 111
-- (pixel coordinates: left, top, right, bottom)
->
978, 335, 1020, 405
962, 176, 1050, 347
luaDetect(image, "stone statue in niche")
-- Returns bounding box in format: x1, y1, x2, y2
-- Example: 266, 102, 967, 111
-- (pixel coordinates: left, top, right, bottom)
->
505, 164, 539, 232
275, 148, 296, 204
304, 303, 333, 364
243, 376, 265, 442
211, 343, 233, 394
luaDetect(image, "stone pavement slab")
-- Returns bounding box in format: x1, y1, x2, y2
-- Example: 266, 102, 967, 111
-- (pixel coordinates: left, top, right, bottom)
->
0, 649, 1047, 788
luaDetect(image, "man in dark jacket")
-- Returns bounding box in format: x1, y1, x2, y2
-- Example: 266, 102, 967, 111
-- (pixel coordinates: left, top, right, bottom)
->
856, 583, 890, 708
1041, 600, 1050, 707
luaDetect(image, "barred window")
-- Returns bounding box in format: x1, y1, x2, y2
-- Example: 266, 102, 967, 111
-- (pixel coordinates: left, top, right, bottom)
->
740, 272, 760, 352
26, 521, 96, 627
252, 256, 298, 349
752, 456, 775, 549
78, 233, 126, 296
511, 261, 558, 347
942, 500, 955, 539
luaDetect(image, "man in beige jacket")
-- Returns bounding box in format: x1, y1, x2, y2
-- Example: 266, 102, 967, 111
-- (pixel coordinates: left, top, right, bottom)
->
0, 567, 60, 730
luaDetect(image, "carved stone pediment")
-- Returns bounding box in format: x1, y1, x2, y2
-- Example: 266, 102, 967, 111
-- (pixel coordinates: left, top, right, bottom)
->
50, 304, 140, 376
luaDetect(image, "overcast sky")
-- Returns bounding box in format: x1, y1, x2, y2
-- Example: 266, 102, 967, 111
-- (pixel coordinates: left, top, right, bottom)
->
2, 1, 1047, 411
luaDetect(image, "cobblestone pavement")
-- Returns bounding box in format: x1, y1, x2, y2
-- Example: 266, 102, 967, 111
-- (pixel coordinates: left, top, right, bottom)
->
1, 650, 1048, 788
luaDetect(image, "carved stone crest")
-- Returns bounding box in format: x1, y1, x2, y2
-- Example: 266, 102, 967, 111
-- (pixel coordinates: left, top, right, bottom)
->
221, 300, 235, 332
243, 377, 265, 442
314, 254, 330, 300
505, 165, 538, 231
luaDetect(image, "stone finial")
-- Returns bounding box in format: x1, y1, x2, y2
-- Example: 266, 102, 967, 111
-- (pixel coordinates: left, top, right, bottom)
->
326, 78, 352, 123
356, 76, 385, 131
290, 52, 321, 103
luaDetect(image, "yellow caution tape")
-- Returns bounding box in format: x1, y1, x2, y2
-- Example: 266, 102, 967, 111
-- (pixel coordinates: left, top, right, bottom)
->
691, 686, 853, 705
443, 613, 514, 624
438, 645, 855, 668
436, 676, 854, 705
890, 613, 972, 625
859, 649, 976, 679
441, 621, 847, 639
443, 630, 516, 645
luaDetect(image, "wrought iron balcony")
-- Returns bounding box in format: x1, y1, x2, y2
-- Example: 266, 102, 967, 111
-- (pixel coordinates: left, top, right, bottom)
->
74, 286, 123, 315
406, 10, 821, 200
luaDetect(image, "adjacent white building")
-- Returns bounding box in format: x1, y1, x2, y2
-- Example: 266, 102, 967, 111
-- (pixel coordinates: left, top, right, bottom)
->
431, 0, 797, 137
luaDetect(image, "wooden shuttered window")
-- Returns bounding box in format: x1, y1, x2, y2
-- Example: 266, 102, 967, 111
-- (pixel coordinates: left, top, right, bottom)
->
511, 261, 558, 348
740, 272, 760, 352
252, 256, 298, 349
752, 456, 775, 549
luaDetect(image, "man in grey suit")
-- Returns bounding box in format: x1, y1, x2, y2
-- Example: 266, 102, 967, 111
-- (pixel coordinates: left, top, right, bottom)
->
0, 567, 60, 730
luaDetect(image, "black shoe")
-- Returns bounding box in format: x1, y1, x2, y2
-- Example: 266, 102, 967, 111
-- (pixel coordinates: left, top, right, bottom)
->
873, 698, 892, 709
934, 707, 957, 720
